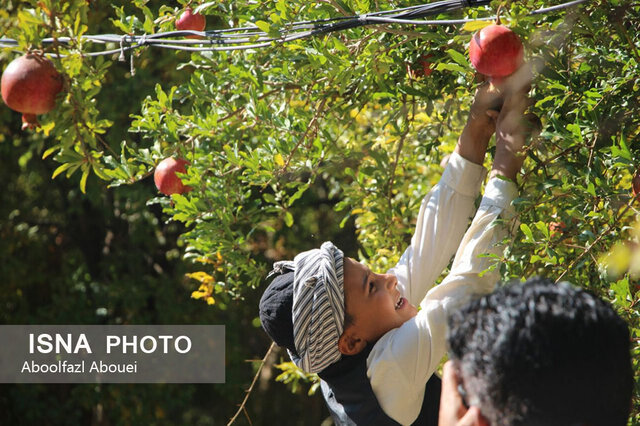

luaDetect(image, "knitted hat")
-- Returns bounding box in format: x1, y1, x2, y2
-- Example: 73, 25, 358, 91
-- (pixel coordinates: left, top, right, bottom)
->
259, 271, 297, 355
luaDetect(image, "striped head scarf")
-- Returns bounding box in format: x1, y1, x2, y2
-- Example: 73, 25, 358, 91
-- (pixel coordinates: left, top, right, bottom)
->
268, 241, 345, 373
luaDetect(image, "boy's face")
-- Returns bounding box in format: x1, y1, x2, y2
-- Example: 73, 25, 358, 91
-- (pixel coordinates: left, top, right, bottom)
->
339, 257, 418, 351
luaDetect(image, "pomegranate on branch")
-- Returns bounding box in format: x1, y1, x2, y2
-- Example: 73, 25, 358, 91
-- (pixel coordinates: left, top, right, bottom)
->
1, 53, 63, 130
549, 221, 567, 237
414, 54, 434, 78
469, 23, 524, 79
176, 7, 206, 39
154, 157, 192, 196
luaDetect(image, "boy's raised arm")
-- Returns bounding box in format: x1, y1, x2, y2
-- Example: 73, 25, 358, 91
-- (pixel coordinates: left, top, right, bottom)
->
388, 83, 501, 305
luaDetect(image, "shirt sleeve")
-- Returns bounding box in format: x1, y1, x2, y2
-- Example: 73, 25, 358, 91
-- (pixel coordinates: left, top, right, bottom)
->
387, 152, 487, 306
368, 177, 518, 426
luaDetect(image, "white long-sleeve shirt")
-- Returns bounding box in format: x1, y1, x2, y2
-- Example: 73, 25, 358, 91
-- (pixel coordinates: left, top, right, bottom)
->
368, 151, 518, 425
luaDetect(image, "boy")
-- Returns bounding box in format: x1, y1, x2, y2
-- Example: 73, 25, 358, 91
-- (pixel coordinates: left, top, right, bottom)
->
259, 69, 533, 425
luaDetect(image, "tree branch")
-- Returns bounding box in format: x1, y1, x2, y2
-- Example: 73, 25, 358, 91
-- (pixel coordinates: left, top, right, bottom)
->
387, 96, 410, 211
227, 342, 276, 426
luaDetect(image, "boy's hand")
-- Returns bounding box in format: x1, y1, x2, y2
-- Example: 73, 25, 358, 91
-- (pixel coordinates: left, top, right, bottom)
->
490, 64, 540, 182
454, 75, 502, 166
468, 75, 503, 137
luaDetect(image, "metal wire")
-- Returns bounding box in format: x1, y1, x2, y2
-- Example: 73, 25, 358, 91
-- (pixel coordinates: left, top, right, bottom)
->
0, 0, 587, 55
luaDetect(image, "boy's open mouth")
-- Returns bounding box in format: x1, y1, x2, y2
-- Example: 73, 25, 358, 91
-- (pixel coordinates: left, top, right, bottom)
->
395, 296, 405, 310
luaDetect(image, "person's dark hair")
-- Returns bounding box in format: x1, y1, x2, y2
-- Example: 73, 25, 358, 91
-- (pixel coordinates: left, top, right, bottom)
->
447, 277, 633, 426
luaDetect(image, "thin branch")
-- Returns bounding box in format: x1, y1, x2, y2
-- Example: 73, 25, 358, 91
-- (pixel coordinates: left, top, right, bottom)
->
520, 145, 580, 182
586, 136, 596, 169
219, 88, 283, 122
242, 407, 253, 426
317, 0, 351, 16
227, 342, 276, 426
616, 23, 640, 64
387, 95, 410, 211
278, 94, 330, 175
93, 132, 118, 157
555, 197, 637, 283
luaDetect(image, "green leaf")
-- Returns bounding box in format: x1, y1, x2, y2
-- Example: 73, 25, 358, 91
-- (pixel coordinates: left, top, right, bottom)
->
520, 223, 534, 242
254, 20, 270, 33
263, 193, 277, 204
611, 277, 631, 308
51, 162, 74, 180
284, 211, 294, 227
617, 134, 632, 160
461, 20, 492, 32
435, 63, 468, 74
446, 49, 469, 68
287, 184, 308, 207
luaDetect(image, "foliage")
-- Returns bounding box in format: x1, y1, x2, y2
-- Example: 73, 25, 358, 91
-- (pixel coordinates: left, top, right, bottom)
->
2, 0, 640, 423
275, 361, 321, 396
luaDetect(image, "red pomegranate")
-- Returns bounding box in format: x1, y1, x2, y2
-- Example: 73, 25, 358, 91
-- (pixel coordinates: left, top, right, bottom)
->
549, 221, 567, 237
469, 24, 524, 78
154, 157, 192, 195
1, 53, 63, 130
176, 7, 206, 39
416, 54, 434, 77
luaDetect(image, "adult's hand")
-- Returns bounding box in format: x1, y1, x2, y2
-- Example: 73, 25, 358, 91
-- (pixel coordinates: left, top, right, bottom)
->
438, 361, 489, 426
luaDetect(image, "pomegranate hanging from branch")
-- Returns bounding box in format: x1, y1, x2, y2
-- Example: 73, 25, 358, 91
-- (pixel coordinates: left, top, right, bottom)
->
1, 53, 64, 130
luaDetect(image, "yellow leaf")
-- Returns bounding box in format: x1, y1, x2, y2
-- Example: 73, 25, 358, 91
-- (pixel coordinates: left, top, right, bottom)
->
206, 297, 215, 305
42, 146, 58, 160
462, 20, 492, 32
187, 271, 214, 284
600, 243, 631, 279
274, 153, 285, 166
195, 256, 215, 265
191, 291, 204, 300
80, 168, 89, 194
413, 112, 430, 123
51, 163, 73, 180
40, 121, 55, 136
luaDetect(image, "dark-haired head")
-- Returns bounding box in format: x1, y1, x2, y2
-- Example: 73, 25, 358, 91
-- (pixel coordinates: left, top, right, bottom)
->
447, 277, 633, 426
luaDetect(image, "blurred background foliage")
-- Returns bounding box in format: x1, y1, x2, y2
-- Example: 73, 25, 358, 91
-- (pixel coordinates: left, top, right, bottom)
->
1, 0, 639, 424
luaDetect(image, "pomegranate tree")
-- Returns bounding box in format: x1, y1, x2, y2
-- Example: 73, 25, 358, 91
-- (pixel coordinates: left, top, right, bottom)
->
176, 7, 206, 39
154, 157, 192, 195
1, 53, 63, 130
469, 24, 524, 78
